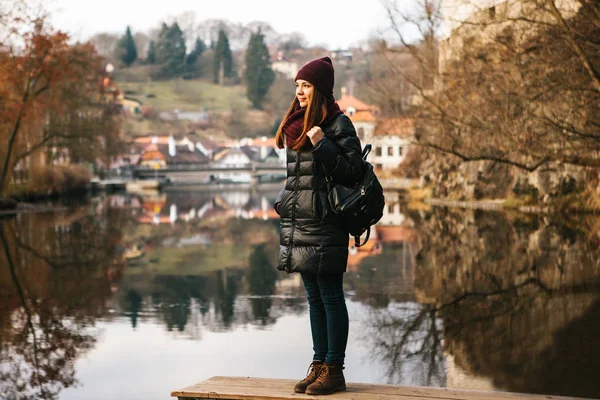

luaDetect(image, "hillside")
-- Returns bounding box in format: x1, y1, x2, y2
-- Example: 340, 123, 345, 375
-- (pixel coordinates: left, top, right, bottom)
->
115, 75, 277, 139
118, 79, 250, 112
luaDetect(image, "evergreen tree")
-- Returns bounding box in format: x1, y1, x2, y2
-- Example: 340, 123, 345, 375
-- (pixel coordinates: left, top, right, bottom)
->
185, 37, 207, 77
213, 29, 233, 84
244, 30, 275, 109
186, 37, 206, 66
146, 40, 157, 64
155, 23, 170, 67
118, 26, 138, 67
155, 22, 187, 78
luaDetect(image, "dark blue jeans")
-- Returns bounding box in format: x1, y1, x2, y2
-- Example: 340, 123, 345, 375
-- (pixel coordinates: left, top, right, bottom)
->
301, 273, 349, 365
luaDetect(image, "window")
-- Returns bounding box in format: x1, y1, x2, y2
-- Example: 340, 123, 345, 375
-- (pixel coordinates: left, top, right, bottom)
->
488, 6, 496, 19
398, 146, 403, 156
388, 205, 394, 214
376, 163, 383, 170
375, 146, 382, 156
357, 127, 364, 140
387, 147, 394, 156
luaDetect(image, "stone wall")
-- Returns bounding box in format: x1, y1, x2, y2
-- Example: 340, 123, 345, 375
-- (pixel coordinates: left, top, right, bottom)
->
418, 151, 599, 206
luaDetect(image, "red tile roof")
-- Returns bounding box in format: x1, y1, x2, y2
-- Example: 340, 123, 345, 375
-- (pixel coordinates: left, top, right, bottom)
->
337, 94, 373, 112
336, 93, 379, 123
134, 136, 170, 145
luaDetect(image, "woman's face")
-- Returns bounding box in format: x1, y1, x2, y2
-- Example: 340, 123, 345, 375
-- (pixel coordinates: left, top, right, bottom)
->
295, 79, 314, 108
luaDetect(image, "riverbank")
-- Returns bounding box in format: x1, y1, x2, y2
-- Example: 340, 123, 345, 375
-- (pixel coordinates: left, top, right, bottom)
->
0, 192, 83, 216
420, 197, 600, 214
424, 198, 551, 213
404, 184, 600, 214
0, 202, 72, 217
0, 197, 17, 214
0, 165, 93, 213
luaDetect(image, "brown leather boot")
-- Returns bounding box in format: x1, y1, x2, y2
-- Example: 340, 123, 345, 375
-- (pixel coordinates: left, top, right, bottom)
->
293, 361, 324, 393
305, 363, 346, 395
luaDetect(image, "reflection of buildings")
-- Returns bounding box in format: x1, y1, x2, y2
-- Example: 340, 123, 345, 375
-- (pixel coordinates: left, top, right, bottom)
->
347, 197, 417, 272
131, 190, 281, 226
347, 228, 382, 270
118, 189, 420, 291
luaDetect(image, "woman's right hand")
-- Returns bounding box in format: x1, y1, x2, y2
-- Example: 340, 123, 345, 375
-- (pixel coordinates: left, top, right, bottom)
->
307, 126, 324, 145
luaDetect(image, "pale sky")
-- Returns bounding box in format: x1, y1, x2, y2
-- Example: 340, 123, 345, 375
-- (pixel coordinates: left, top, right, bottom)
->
47, 0, 394, 50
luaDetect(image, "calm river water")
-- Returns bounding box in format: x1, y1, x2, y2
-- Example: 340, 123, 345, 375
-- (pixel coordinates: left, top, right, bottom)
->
1, 187, 599, 400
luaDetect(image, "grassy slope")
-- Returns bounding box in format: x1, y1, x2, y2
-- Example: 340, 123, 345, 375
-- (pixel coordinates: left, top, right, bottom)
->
117, 79, 251, 112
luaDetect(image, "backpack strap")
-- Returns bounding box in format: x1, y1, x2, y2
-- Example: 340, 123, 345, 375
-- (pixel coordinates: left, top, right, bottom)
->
362, 144, 372, 160
354, 227, 371, 248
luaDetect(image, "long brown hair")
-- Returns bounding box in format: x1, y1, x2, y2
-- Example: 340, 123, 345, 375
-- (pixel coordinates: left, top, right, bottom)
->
275, 87, 328, 151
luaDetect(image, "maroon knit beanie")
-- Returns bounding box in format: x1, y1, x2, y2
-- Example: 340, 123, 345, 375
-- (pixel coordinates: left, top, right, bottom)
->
295, 56, 335, 101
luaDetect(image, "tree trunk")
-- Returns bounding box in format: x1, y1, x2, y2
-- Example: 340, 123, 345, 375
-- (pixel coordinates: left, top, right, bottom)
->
0, 108, 25, 196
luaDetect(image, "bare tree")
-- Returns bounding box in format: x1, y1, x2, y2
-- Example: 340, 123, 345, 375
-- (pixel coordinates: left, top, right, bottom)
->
361, 305, 445, 386
133, 31, 149, 60
171, 10, 198, 50
379, 0, 600, 173
89, 32, 119, 59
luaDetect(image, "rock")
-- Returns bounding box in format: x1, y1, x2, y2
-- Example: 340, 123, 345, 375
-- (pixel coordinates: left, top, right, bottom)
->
417, 147, 596, 206
542, 194, 551, 203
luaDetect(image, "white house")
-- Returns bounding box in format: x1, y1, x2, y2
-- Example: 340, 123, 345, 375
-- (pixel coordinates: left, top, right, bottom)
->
238, 136, 285, 164
212, 148, 253, 183
371, 118, 415, 171
337, 89, 414, 171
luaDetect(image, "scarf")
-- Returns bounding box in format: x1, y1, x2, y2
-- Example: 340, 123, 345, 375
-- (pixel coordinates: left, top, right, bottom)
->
282, 101, 343, 149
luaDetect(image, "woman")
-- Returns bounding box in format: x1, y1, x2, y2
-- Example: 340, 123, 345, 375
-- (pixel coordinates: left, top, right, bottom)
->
273, 56, 363, 395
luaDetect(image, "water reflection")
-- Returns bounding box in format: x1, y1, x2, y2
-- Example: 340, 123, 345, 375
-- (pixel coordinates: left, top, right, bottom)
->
0, 206, 126, 400
412, 208, 600, 396
361, 304, 444, 386
1, 190, 600, 399
246, 244, 279, 326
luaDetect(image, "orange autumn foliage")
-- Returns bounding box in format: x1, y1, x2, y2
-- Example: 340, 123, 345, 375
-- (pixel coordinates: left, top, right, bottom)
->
0, 3, 122, 195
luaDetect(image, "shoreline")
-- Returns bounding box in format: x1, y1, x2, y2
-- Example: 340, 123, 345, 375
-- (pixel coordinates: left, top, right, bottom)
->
0, 187, 90, 216
0, 203, 71, 217
424, 198, 600, 215
424, 198, 551, 214
3, 190, 599, 217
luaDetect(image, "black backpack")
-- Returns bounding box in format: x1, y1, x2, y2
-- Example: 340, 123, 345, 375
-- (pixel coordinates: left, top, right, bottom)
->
324, 144, 385, 247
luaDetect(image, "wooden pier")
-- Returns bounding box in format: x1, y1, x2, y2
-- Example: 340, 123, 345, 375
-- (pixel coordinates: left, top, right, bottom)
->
171, 376, 584, 400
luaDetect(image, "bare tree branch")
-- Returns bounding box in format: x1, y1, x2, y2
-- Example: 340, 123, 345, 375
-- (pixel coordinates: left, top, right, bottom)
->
547, 0, 600, 91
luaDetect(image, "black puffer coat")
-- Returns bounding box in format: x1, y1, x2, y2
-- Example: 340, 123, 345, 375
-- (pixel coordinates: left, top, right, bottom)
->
275, 113, 363, 275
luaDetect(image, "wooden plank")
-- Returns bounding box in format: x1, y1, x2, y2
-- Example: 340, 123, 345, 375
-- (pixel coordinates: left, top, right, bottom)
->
171, 376, 588, 400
